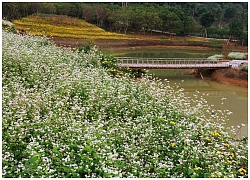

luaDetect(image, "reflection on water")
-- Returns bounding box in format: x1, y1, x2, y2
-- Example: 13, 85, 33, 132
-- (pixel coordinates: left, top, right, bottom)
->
149, 69, 248, 137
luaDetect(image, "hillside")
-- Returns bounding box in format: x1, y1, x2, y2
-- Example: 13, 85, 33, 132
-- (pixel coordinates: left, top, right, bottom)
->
2, 30, 248, 178
13, 14, 133, 40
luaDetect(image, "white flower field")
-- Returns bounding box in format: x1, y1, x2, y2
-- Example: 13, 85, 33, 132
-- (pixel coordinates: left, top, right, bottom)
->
2, 30, 248, 178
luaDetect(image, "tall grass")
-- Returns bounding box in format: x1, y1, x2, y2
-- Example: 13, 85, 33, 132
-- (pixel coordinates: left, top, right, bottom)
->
2, 30, 248, 178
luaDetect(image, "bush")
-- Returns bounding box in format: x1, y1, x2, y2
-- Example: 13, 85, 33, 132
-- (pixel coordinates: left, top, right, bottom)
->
241, 66, 248, 72
207, 54, 224, 63
227, 52, 248, 60
2, 31, 248, 178
2, 19, 16, 33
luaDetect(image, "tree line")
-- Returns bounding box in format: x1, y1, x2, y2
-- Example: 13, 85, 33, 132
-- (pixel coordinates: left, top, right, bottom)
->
2, 2, 248, 45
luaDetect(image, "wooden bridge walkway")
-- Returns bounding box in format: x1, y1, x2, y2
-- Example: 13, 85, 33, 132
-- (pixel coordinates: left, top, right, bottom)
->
116, 57, 230, 69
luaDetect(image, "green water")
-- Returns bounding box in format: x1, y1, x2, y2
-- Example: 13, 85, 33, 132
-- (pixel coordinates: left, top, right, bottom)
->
104, 48, 248, 137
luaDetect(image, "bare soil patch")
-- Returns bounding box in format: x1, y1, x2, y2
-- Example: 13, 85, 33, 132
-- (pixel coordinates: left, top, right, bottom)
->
205, 68, 248, 88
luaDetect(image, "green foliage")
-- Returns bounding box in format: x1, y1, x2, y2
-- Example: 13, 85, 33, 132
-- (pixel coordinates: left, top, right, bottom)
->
229, 19, 244, 39
2, 2, 248, 41
2, 20, 16, 33
200, 11, 215, 38
227, 52, 248, 60
200, 11, 215, 28
2, 31, 248, 178
75, 40, 94, 53
100, 55, 135, 78
241, 66, 248, 72
74, 45, 139, 78
207, 54, 223, 63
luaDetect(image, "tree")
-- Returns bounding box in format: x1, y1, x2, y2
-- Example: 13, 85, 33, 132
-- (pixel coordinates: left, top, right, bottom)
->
29, 2, 43, 15
160, 10, 182, 35
229, 18, 244, 45
94, 5, 108, 27
80, 3, 94, 22
55, 3, 71, 16
200, 11, 215, 38
182, 16, 199, 36
108, 8, 131, 33
42, 3, 56, 14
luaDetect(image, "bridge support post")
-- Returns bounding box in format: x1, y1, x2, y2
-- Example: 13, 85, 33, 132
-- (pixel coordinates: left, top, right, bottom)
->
196, 69, 204, 79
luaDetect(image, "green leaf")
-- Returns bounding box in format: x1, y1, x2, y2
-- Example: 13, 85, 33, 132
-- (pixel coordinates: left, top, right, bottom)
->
52, 146, 58, 153
188, 169, 194, 175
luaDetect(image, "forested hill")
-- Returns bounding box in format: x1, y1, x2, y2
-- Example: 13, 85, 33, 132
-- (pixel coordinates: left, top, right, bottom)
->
2, 2, 248, 42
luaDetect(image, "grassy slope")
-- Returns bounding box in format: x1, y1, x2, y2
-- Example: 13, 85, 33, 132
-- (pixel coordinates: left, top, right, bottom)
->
13, 14, 134, 40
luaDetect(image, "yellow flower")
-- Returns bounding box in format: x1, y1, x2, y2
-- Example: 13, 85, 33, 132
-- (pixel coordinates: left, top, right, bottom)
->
227, 161, 232, 164
211, 132, 221, 137
225, 143, 230, 148
239, 168, 247, 175
194, 167, 203, 170
170, 121, 175, 125
205, 137, 211, 142
171, 143, 175, 147
230, 153, 235, 158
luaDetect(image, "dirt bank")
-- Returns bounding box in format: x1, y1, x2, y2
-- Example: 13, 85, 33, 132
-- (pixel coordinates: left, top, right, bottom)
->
205, 68, 248, 88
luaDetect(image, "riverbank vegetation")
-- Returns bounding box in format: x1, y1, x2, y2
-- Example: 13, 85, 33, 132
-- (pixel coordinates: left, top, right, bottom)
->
2, 30, 248, 178
3, 2, 248, 45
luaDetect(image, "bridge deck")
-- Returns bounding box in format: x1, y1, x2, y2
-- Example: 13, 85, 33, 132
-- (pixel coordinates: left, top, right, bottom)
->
116, 57, 230, 69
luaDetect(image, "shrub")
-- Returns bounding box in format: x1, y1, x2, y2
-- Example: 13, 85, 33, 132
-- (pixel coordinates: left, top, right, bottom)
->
227, 52, 248, 60
207, 54, 224, 63
241, 66, 248, 72
2, 19, 16, 33
2, 30, 248, 178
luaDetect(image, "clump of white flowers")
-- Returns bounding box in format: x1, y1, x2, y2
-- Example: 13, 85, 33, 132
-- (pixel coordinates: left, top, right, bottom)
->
2, 30, 248, 178
207, 54, 224, 60
227, 52, 248, 60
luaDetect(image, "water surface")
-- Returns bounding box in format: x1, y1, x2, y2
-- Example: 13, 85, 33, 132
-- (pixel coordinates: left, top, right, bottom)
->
104, 48, 248, 137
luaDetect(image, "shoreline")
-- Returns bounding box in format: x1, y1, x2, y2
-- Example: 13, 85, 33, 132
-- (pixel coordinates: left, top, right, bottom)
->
49, 37, 248, 88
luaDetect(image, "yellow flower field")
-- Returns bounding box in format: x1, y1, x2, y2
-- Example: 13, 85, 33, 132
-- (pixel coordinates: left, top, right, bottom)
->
13, 14, 133, 40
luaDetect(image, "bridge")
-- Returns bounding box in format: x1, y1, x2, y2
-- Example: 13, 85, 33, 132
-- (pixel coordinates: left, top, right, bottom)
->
116, 57, 231, 69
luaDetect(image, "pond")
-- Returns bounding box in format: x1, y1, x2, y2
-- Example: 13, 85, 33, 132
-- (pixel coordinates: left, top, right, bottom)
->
103, 48, 248, 137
